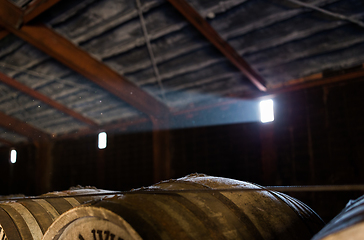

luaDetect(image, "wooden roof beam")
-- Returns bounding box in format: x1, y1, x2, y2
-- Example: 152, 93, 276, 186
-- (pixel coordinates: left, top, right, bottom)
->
0, 0, 63, 40
167, 0, 267, 92
0, 111, 50, 141
4, 23, 169, 117
0, 72, 98, 127
0, 0, 169, 117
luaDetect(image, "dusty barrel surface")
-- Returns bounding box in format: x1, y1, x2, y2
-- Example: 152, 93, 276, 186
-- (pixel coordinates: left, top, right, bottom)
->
43, 175, 324, 240
0, 188, 112, 240
312, 195, 364, 240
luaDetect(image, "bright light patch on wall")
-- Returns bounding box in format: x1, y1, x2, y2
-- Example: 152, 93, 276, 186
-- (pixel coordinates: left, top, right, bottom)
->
10, 149, 17, 164
260, 99, 274, 123
98, 132, 107, 149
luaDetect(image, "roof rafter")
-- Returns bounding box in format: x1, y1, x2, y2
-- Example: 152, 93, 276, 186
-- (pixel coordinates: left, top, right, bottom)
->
64, 65, 364, 140
14, 23, 169, 117
0, 0, 169, 117
0, 72, 98, 127
0, 0, 63, 40
0, 111, 50, 141
167, 0, 267, 92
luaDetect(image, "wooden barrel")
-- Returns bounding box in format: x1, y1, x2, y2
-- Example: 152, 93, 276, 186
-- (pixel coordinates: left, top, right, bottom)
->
0, 187, 113, 240
42, 174, 324, 240
312, 195, 364, 240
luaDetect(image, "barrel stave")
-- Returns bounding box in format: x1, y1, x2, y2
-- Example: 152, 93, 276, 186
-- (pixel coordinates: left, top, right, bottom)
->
42, 175, 324, 240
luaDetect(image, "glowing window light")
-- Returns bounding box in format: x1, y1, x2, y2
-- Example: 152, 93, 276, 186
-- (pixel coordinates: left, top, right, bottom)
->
98, 132, 107, 149
10, 149, 17, 164
259, 99, 274, 123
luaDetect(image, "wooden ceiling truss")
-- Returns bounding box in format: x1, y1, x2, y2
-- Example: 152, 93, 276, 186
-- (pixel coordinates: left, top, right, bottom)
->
0, 0, 63, 40
0, 0, 362, 143
0, 0, 170, 144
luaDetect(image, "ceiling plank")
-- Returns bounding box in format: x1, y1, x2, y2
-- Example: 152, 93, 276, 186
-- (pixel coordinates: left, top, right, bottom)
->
0, 21, 169, 117
0, 72, 99, 127
0, 111, 50, 141
167, 0, 267, 92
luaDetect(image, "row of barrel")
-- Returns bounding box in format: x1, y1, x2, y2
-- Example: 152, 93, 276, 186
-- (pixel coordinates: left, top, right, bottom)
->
0, 174, 362, 239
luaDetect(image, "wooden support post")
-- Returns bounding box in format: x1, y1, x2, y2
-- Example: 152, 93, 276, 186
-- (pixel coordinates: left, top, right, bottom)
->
34, 141, 54, 194
151, 116, 171, 183
260, 122, 277, 185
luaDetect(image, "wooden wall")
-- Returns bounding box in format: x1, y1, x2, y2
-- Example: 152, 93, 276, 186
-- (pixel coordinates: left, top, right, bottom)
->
1, 77, 364, 222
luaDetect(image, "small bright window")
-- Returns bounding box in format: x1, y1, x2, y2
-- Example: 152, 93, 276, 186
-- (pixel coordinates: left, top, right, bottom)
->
10, 149, 17, 164
259, 99, 274, 123
98, 132, 107, 149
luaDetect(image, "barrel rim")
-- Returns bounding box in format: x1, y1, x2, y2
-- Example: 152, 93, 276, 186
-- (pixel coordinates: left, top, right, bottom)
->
42, 205, 142, 240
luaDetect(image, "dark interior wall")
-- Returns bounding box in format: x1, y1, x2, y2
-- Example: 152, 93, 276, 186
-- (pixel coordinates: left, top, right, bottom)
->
170, 122, 262, 183
0, 145, 36, 195
274, 82, 364, 187
270, 78, 364, 222
168, 78, 364, 222
51, 122, 154, 192
1, 77, 364, 222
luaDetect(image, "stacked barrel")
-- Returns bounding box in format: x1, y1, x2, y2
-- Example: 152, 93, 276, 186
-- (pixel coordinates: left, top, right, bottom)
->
312, 195, 364, 240
41, 174, 324, 240
0, 188, 112, 240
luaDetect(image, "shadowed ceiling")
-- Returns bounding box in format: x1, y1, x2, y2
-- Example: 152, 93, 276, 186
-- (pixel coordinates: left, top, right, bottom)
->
0, 0, 363, 146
